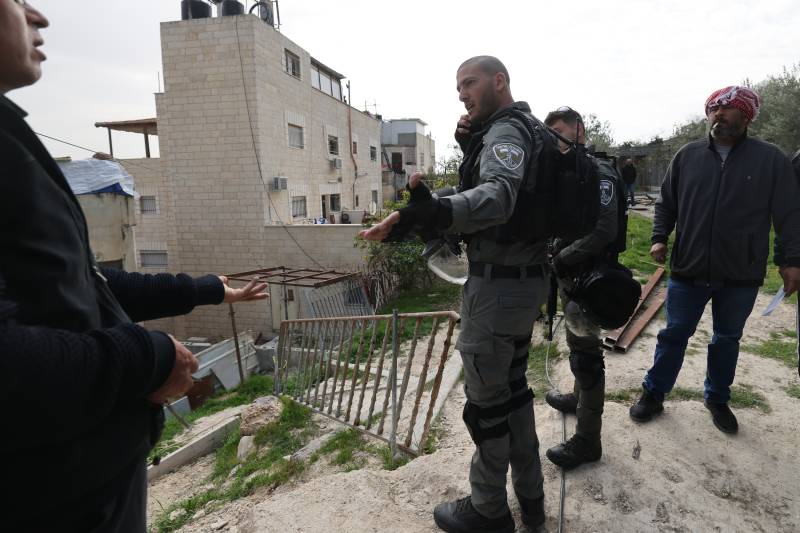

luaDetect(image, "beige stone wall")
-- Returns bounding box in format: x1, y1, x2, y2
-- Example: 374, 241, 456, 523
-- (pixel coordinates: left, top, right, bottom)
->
76, 193, 136, 271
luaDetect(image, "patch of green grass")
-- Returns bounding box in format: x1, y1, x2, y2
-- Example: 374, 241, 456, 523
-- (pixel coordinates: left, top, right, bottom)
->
785, 384, 800, 399
152, 396, 313, 533
781, 329, 797, 339
743, 337, 797, 367
664, 385, 769, 411
668, 387, 704, 401
320, 428, 367, 469
377, 445, 411, 470
377, 280, 461, 344
423, 419, 444, 455
606, 388, 640, 402
729, 384, 770, 412
149, 375, 275, 463
618, 214, 671, 277
527, 341, 561, 399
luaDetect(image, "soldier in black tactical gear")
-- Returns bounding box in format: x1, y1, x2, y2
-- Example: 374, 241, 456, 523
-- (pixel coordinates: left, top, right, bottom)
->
542, 107, 626, 470
360, 55, 548, 533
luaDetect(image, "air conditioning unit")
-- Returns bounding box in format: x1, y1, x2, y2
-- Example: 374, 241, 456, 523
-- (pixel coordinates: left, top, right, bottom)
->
271, 176, 288, 191
330, 157, 343, 170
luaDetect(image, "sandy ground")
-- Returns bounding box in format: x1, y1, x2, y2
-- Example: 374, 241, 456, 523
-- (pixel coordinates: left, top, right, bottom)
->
150, 292, 800, 533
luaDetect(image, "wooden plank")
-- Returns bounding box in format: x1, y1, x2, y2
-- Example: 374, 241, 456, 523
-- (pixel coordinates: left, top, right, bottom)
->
614, 288, 667, 352
604, 267, 665, 348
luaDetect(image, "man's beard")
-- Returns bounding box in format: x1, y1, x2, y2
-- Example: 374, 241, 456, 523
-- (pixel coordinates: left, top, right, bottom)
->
711, 118, 745, 142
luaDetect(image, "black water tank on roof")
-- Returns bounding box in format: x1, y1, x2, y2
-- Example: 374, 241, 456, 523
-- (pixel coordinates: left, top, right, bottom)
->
220, 0, 244, 15
181, 0, 211, 20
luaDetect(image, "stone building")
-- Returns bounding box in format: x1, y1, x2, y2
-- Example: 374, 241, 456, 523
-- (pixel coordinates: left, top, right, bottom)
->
124, 11, 383, 339
380, 118, 436, 201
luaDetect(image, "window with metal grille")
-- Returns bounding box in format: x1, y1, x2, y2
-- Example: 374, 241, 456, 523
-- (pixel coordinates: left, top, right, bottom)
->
329, 194, 341, 212
140, 250, 168, 268
371, 190, 378, 205
352, 141, 358, 154
291, 196, 307, 218
370, 146, 377, 161
284, 49, 301, 78
140, 195, 157, 214
328, 135, 339, 155
288, 124, 304, 148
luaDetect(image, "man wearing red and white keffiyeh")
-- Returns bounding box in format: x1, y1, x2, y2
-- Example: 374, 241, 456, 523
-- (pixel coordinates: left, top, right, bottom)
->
629, 84, 800, 436
704, 85, 761, 122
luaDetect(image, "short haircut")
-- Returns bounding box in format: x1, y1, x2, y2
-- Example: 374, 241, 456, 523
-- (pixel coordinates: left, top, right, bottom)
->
544, 107, 583, 128
458, 56, 510, 86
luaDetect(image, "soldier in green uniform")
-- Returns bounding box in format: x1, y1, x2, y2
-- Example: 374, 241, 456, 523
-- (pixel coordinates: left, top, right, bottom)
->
543, 107, 626, 469
360, 55, 548, 533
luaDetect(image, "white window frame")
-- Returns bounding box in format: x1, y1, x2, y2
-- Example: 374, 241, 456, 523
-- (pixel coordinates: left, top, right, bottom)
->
139, 195, 158, 215
284, 49, 301, 79
140, 250, 168, 268
288, 123, 304, 149
328, 135, 339, 156
291, 196, 307, 218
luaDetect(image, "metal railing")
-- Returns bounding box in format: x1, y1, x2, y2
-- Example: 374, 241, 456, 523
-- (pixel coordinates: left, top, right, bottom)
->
274, 311, 459, 456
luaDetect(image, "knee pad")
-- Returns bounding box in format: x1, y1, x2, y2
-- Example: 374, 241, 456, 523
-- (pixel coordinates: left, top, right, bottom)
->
462, 388, 534, 445
569, 354, 605, 390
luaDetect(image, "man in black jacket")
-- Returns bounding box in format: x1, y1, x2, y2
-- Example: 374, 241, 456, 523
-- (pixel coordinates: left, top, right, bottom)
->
0, 2, 267, 530
629, 86, 800, 434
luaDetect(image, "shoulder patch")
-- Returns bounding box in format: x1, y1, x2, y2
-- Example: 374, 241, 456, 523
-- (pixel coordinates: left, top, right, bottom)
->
599, 179, 614, 207
492, 143, 525, 170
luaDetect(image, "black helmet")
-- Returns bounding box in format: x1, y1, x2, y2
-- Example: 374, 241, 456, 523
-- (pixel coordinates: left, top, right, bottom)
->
571, 264, 642, 329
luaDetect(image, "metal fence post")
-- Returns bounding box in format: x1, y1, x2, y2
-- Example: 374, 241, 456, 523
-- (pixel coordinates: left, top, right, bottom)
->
390, 309, 399, 459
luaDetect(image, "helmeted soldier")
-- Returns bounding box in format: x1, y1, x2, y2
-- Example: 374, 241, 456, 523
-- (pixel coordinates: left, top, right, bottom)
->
542, 107, 627, 469
360, 55, 548, 533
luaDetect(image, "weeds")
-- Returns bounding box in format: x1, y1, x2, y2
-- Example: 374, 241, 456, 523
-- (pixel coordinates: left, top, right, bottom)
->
785, 384, 800, 399
743, 335, 797, 367
665, 385, 769, 412
527, 340, 561, 398
152, 397, 313, 533
149, 375, 275, 464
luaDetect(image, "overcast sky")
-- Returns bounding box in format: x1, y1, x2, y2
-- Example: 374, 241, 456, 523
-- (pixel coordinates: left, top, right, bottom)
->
10, 0, 800, 162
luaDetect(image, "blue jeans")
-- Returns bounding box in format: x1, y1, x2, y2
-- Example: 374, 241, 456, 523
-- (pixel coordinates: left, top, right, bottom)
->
643, 278, 758, 404
626, 182, 636, 205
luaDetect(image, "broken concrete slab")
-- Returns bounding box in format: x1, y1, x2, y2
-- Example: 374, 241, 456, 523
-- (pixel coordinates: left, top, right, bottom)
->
147, 414, 240, 482
237, 435, 257, 462
240, 396, 283, 436
290, 430, 338, 463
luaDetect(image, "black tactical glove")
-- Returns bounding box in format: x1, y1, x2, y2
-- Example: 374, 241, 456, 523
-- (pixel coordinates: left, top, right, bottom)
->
383, 181, 453, 243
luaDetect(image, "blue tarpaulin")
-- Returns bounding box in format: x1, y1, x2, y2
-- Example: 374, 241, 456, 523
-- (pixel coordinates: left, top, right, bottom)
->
58, 159, 135, 197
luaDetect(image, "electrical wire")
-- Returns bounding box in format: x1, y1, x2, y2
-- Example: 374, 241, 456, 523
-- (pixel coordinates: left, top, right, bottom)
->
233, 15, 323, 269
33, 131, 163, 174
543, 315, 567, 533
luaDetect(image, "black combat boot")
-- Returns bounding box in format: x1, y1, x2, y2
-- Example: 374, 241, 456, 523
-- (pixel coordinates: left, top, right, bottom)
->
546, 434, 602, 470
545, 389, 578, 414
704, 401, 738, 434
629, 386, 664, 422
516, 493, 545, 528
433, 496, 515, 533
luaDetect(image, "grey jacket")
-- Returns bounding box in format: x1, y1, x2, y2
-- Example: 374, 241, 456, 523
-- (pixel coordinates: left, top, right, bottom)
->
653, 134, 800, 286
444, 102, 547, 266
558, 158, 620, 266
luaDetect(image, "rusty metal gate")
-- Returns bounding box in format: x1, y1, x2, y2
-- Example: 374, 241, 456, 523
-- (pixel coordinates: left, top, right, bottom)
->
274, 311, 460, 456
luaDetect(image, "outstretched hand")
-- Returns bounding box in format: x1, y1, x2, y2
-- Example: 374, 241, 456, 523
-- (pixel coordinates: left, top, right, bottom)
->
220, 276, 269, 303
358, 172, 425, 242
